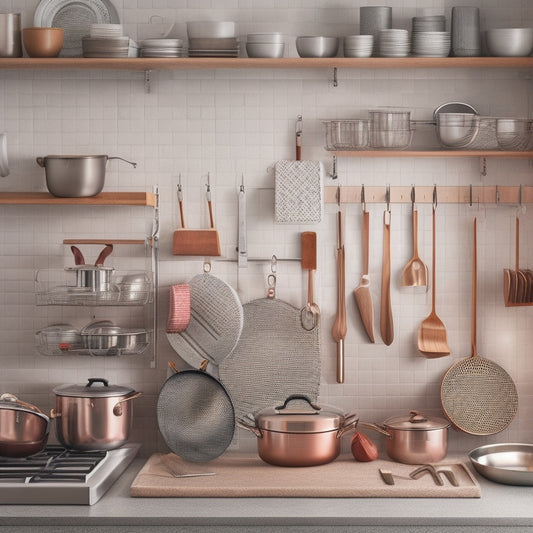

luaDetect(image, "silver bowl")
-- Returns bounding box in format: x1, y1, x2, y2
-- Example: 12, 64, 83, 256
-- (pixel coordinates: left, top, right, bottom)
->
485, 28, 533, 57
469, 443, 533, 486
296, 36, 339, 58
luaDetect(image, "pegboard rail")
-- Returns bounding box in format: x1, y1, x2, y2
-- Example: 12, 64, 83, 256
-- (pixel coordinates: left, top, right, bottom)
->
325, 185, 533, 206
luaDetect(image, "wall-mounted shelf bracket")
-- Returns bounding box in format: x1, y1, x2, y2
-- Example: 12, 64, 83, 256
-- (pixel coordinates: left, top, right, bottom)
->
144, 70, 152, 94
480, 156, 487, 177
332, 67, 338, 87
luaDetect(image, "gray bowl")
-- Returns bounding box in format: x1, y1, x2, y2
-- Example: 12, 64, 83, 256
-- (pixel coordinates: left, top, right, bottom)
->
485, 28, 533, 57
296, 36, 339, 58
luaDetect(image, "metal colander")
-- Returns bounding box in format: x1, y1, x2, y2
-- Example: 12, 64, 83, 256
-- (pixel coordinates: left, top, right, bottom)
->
157, 370, 235, 463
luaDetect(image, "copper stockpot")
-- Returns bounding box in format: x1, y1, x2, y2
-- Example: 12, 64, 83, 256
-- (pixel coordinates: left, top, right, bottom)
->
238, 395, 358, 467
51, 378, 141, 451
362, 410, 450, 464
0, 393, 49, 457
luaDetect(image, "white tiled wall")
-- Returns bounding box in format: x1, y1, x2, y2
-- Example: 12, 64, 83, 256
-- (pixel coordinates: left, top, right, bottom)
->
0, 0, 532, 457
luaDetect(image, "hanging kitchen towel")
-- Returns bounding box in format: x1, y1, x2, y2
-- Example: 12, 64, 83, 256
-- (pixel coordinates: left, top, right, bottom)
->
166, 284, 191, 334
274, 159, 324, 224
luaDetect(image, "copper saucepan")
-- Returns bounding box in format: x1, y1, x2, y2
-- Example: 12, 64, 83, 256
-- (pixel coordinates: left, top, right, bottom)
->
238, 395, 358, 467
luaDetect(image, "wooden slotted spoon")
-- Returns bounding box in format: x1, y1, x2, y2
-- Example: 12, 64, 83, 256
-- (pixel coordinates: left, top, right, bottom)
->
418, 194, 450, 357
401, 188, 428, 287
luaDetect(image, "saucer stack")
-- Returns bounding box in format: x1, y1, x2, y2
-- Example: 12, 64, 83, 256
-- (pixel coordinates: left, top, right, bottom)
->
343, 35, 373, 57
378, 29, 410, 57
82, 24, 138, 57
139, 39, 186, 57
187, 21, 239, 57
411, 15, 450, 57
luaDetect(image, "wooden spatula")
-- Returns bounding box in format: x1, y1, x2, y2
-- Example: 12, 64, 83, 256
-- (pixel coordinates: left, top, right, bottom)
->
300, 232, 320, 331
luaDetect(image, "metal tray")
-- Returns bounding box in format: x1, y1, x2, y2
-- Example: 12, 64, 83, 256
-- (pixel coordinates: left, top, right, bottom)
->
469, 443, 533, 486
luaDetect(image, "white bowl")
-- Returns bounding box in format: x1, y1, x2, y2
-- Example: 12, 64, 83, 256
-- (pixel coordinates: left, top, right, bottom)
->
247, 33, 283, 44
296, 36, 339, 58
186, 21, 235, 39
246, 42, 284, 58
485, 28, 533, 57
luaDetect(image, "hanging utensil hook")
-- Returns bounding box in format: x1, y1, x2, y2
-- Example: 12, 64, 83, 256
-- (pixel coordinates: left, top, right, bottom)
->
240, 173, 245, 193
296, 115, 303, 134
361, 184, 366, 212
386, 184, 391, 212
433, 184, 438, 211
411, 184, 416, 211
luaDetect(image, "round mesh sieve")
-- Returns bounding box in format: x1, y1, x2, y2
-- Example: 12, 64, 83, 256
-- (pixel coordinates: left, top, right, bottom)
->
157, 371, 235, 463
440, 355, 518, 435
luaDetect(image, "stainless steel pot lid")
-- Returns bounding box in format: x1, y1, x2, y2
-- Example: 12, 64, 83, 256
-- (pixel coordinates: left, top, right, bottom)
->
384, 410, 450, 431
53, 377, 135, 398
254, 395, 352, 434
0, 393, 49, 421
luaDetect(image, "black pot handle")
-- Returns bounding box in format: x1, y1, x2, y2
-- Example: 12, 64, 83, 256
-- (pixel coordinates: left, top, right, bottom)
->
87, 378, 109, 388
275, 394, 321, 412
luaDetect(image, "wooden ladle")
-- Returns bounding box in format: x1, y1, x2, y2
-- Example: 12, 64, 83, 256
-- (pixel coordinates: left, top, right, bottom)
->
418, 192, 450, 357
401, 188, 428, 287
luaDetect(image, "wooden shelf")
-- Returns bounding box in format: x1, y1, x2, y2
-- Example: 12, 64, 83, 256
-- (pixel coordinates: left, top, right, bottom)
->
0, 192, 157, 206
330, 150, 533, 158
0, 56, 532, 71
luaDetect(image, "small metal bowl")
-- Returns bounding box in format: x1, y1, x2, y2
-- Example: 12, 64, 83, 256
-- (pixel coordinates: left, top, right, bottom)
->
469, 443, 533, 486
296, 36, 339, 58
81, 323, 149, 356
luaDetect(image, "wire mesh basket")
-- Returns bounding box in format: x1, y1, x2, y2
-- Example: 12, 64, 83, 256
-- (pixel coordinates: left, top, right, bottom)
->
323, 119, 369, 150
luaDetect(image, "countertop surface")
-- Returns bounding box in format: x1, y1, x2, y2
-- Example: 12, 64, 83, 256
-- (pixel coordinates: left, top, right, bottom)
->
1, 454, 533, 531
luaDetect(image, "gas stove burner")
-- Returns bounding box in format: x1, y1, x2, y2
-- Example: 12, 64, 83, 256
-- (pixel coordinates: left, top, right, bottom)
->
0, 443, 139, 505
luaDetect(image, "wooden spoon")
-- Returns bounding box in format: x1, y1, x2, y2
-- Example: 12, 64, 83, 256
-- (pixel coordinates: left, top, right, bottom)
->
300, 231, 320, 331
401, 206, 428, 287
418, 203, 450, 357
380, 209, 394, 346
332, 210, 347, 383
353, 209, 375, 342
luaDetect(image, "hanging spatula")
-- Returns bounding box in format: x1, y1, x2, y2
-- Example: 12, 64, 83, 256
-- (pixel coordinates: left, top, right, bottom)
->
300, 231, 320, 331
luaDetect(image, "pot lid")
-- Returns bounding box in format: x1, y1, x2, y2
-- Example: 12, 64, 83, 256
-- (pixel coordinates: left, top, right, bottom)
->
384, 410, 450, 431
53, 377, 134, 398
255, 395, 352, 433
0, 393, 49, 421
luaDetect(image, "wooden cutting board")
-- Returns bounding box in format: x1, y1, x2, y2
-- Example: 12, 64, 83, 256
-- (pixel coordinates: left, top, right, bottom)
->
130, 453, 480, 498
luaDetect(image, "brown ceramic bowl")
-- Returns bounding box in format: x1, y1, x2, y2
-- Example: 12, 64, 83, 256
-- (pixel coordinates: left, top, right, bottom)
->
23, 27, 64, 58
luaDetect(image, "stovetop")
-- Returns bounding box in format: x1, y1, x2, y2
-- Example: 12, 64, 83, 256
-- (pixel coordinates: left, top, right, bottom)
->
0, 443, 140, 505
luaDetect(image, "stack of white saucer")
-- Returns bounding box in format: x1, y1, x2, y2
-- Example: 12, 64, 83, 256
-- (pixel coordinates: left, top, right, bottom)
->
411, 15, 450, 57
378, 29, 410, 57
343, 35, 373, 57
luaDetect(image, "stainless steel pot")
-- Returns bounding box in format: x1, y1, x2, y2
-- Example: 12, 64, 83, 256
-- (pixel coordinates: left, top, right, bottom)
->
238, 395, 358, 467
36, 155, 136, 198
0, 393, 49, 457
362, 410, 450, 464
51, 378, 141, 451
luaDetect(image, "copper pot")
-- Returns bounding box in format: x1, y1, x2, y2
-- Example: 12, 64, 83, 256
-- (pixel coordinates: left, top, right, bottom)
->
238, 395, 358, 467
51, 378, 141, 451
0, 393, 49, 457
362, 410, 450, 464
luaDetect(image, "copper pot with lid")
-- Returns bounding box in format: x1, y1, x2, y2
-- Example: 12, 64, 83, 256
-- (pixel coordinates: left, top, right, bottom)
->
362, 410, 450, 464
238, 395, 358, 467
0, 393, 50, 457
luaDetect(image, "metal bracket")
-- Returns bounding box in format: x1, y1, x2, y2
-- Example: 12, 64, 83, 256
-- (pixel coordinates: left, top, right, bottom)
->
332, 67, 338, 87
480, 156, 487, 177
329, 155, 338, 179
144, 70, 152, 94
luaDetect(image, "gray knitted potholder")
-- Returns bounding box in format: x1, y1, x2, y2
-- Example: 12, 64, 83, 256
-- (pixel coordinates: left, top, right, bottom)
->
167, 274, 243, 369
218, 298, 321, 420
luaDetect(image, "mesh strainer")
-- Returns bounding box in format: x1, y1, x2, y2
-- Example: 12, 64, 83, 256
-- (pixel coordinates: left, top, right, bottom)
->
440, 219, 518, 435
157, 367, 235, 463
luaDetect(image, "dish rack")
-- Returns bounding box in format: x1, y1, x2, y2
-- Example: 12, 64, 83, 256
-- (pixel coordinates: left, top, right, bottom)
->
35, 321, 151, 357
35, 269, 153, 306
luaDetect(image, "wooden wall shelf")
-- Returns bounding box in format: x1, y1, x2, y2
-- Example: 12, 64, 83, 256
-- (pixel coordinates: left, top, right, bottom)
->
330, 150, 533, 158
0, 57, 532, 71
0, 192, 157, 206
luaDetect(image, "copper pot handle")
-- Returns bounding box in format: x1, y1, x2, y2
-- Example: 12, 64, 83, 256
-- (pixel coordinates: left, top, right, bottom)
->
236, 419, 263, 439
336, 413, 359, 439
360, 422, 393, 439
113, 392, 142, 416
50, 408, 61, 419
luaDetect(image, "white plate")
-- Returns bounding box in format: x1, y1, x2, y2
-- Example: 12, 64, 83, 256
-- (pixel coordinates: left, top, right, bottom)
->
0, 134, 9, 178
139, 39, 183, 48
34, 0, 120, 57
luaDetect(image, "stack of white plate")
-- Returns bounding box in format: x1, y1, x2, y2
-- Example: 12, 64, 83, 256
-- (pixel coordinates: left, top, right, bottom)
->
139, 39, 186, 58
90, 24, 124, 39
412, 16, 446, 33
412, 31, 451, 57
343, 35, 373, 57
378, 29, 410, 57
246, 33, 284, 58
186, 21, 239, 57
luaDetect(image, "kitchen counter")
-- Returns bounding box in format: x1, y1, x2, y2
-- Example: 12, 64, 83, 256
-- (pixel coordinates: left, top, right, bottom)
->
1, 456, 533, 533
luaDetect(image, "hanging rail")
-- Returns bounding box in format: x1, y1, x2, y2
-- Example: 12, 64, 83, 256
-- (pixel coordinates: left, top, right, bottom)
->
325, 185, 533, 205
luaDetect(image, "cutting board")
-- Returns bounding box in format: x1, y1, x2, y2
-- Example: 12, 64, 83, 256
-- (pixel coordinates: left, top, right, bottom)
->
130, 453, 480, 498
